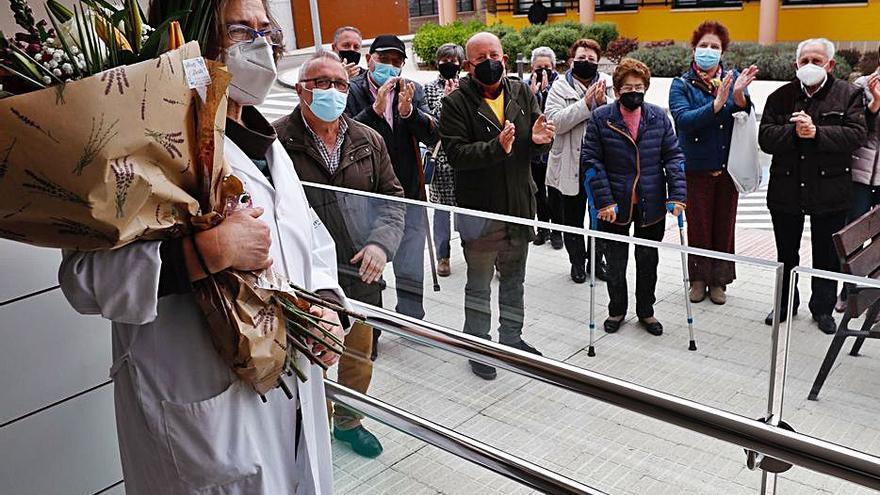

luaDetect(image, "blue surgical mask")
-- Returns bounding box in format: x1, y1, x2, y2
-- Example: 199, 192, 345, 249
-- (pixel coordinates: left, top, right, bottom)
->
694, 47, 722, 71
304, 87, 349, 122
371, 61, 401, 86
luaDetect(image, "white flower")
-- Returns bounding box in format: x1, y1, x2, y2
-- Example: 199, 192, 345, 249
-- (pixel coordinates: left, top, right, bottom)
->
62, 63, 73, 74
53, 68, 62, 77
53, 51, 63, 61
46, 37, 55, 44
48, 60, 59, 69
42, 76, 52, 84
34, 53, 42, 61
71, 46, 80, 55
45, 47, 55, 55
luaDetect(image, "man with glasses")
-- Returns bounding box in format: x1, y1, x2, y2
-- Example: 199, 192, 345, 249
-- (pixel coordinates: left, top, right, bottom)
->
345, 34, 438, 335
274, 51, 406, 458
331, 26, 366, 80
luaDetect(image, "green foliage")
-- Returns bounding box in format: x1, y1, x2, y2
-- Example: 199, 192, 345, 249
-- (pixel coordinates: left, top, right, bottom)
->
858, 51, 879, 75
485, 22, 516, 40
837, 48, 862, 69
412, 20, 483, 65
606, 37, 638, 63
627, 45, 691, 78
581, 22, 619, 51
723, 42, 852, 81
644, 39, 675, 49
501, 32, 527, 69
528, 26, 581, 64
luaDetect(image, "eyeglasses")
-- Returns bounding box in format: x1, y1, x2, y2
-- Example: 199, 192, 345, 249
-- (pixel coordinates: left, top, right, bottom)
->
301, 78, 350, 92
226, 24, 283, 46
620, 84, 646, 92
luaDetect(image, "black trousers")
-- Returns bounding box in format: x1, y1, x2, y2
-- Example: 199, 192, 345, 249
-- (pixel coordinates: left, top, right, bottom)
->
599, 216, 665, 319
532, 161, 563, 227
556, 184, 604, 267
770, 209, 848, 316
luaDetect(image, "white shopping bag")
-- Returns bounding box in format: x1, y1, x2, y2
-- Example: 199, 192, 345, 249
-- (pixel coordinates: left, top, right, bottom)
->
728, 110, 763, 194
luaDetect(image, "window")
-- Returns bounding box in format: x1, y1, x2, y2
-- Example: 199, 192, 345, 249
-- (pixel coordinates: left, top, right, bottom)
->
408, 0, 475, 17
673, 0, 742, 8
782, 0, 866, 4
514, 0, 573, 15
596, 0, 638, 11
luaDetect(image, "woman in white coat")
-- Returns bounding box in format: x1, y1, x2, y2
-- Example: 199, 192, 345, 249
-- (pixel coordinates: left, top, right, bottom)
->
59, 1, 344, 493
544, 38, 614, 284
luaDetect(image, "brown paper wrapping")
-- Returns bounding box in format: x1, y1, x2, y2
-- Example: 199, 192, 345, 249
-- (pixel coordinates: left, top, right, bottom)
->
0, 41, 229, 249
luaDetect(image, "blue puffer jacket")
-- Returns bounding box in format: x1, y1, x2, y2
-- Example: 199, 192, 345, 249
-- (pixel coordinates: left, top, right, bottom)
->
581, 102, 687, 227
669, 66, 752, 173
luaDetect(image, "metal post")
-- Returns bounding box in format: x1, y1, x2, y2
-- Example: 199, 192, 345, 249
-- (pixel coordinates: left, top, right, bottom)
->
308, 0, 323, 52
588, 234, 596, 357
516, 53, 524, 80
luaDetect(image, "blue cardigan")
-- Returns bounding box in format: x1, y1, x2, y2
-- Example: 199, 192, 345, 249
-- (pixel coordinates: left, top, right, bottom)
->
581, 102, 687, 227
669, 66, 752, 173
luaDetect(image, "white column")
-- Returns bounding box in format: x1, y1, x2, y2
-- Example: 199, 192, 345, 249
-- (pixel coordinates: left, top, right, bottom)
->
758, 0, 779, 46
439, 0, 458, 25
579, 0, 595, 24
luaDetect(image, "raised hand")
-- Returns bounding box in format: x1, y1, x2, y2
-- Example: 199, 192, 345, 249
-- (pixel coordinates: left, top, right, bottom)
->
733, 65, 759, 108
529, 72, 540, 94
344, 62, 360, 79
372, 76, 399, 118
531, 114, 556, 145
350, 244, 387, 284
499, 120, 516, 154
867, 73, 880, 113
713, 72, 734, 113
444, 78, 459, 96
790, 111, 816, 139
398, 80, 415, 117
595, 79, 607, 105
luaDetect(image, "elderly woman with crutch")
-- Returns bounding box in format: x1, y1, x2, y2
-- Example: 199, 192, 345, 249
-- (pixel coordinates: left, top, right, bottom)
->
582, 58, 688, 337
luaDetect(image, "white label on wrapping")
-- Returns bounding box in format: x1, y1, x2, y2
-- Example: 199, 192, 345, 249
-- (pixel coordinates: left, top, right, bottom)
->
183, 57, 211, 89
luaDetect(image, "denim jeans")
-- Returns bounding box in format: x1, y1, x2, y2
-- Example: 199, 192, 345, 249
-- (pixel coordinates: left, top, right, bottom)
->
462, 232, 529, 345
393, 204, 427, 319
433, 209, 451, 259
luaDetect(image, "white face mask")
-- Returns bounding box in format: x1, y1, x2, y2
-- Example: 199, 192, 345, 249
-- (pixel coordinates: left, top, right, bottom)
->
226, 36, 277, 106
796, 62, 827, 87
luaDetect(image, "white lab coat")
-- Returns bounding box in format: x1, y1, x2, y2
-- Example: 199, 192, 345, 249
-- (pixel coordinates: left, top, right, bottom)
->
59, 138, 341, 494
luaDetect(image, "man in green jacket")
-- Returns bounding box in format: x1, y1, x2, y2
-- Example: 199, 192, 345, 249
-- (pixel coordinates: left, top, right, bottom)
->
439, 32, 556, 380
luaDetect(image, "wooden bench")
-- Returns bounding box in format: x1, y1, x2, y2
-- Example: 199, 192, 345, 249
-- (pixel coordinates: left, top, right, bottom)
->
809, 206, 880, 400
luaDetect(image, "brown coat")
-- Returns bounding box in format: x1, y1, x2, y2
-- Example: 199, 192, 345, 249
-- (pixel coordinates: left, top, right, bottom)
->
274, 107, 406, 300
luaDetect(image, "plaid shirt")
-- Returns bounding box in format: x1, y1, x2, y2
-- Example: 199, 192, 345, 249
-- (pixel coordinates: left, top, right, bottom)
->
302, 114, 348, 174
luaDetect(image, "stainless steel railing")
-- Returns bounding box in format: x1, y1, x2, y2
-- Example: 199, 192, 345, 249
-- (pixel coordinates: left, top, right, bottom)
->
325, 381, 607, 495
349, 300, 880, 491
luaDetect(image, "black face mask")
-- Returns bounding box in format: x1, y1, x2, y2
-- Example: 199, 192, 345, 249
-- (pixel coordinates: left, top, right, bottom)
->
438, 62, 460, 80
473, 59, 504, 86
338, 50, 361, 65
572, 60, 598, 81
619, 91, 644, 111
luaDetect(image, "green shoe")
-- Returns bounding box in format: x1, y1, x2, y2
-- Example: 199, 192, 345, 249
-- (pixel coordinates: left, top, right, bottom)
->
333, 425, 383, 458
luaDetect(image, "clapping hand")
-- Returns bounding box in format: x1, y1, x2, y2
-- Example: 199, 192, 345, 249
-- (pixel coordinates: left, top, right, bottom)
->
372, 77, 399, 117
531, 114, 556, 145
585, 80, 607, 106
499, 120, 516, 154
344, 62, 360, 79
733, 65, 758, 108
443, 78, 459, 96
713, 72, 734, 113
790, 111, 816, 139
867, 73, 880, 113
398, 80, 416, 117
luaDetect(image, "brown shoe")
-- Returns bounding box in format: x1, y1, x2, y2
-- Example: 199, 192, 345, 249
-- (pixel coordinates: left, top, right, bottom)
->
709, 285, 727, 305
437, 258, 451, 277
689, 282, 706, 303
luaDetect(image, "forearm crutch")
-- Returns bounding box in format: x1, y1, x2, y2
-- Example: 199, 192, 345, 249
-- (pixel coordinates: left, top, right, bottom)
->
667, 203, 697, 351
584, 170, 598, 357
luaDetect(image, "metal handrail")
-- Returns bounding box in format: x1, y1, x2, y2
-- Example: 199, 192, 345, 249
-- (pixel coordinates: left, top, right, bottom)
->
324, 381, 607, 495
350, 300, 880, 490
300, 181, 781, 268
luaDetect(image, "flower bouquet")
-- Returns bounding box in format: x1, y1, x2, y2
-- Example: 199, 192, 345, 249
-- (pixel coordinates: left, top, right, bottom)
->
0, 0, 351, 398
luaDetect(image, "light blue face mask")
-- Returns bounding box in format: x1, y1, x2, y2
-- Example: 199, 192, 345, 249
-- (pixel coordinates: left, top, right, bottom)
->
694, 47, 722, 71
304, 87, 349, 122
371, 61, 401, 86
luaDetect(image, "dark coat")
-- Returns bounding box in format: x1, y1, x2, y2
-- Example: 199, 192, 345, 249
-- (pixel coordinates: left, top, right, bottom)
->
759, 75, 867, 215
344, 74, 438, 200
581, 102, 688, 227
669, 66, 752, 173
526, 70, 558, 167
527, 2, 548, 24
273, 107, 406, 301
439, 75, 551, 222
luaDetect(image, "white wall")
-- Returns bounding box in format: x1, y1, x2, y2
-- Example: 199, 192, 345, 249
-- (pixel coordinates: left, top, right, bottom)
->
0, 239, 123, 494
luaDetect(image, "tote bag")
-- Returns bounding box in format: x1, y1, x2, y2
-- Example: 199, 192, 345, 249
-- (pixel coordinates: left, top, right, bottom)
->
728, 109, 762, 194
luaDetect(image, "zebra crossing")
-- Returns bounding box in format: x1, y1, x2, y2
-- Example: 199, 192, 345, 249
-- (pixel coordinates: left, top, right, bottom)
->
255, 83, 299, 123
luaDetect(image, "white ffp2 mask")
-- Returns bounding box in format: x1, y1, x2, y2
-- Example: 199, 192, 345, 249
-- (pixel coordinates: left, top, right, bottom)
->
226, 37, 277, 106
796, 63, 827, 87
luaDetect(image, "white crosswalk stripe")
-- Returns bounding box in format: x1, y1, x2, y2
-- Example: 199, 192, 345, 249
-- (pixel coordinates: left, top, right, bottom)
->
255, 83, 299, 123
736, 183, 811, 237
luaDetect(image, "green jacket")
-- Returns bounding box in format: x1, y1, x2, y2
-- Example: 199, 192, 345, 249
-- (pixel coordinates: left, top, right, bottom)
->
439, 76, 551, 224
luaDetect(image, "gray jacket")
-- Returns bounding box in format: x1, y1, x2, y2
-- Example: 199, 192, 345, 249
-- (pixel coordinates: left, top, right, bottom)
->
851, 74, 880, 186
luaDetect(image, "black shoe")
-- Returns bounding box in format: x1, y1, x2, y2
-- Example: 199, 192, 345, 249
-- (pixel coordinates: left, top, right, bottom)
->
764, 307, 798, 326
813, 313, 837, 335
595, 260, 609, 282
370, 328, 380, 361
469, 360, 497, 380
639, 318, 663, 336
604, 316, 623, 333
570, 264, 587, 284
550, 232, 564, 250
334, 425, 384, 458
508, 339, 543, 356
533, 229, 549, 246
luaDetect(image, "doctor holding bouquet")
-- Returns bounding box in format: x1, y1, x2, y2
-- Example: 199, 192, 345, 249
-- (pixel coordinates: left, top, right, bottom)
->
58, 0, 345, 493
